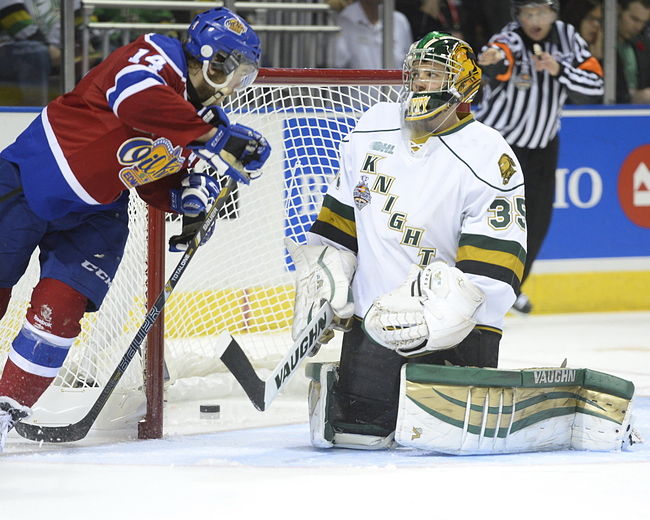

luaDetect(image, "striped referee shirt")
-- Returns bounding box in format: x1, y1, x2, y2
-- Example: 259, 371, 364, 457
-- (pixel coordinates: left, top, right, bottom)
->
475, 20, 604, 149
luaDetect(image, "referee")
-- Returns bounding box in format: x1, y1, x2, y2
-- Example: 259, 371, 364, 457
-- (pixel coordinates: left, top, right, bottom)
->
475, 0, 604, 313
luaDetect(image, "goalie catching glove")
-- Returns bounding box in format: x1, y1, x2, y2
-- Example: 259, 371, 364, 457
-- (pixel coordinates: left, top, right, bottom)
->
363, 261, 485, 356
285, 238, 356, 347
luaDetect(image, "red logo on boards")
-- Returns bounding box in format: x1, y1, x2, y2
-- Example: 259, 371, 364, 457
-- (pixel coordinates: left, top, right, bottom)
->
618, 144, 650, 228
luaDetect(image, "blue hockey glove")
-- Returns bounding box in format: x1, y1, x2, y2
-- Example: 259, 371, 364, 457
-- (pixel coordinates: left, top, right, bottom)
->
198, 105, 230, 129
170, 173, 221, 217
191, 124, 271, 185
168, 212, 216, 252
223, 124, 271, 172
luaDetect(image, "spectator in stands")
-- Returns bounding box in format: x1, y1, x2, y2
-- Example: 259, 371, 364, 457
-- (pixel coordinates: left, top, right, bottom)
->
0, 0, 89, 106
93, 2, 177, 53
459, 0, 511, 54
332, 0, 412, 68
616, 0, 650, 103
397, 0, 463, 41
0, 0, 59, 105
326, 0, 353, 12
562, 0, 603, 61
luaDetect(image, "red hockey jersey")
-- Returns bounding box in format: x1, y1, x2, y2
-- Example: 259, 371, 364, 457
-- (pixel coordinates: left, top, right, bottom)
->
1, 33, 213, 219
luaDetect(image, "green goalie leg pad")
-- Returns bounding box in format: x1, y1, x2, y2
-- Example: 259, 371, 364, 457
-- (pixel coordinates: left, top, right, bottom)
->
395, 364, 637, 454
306, 362, 337, 448
306, 362, 395, 450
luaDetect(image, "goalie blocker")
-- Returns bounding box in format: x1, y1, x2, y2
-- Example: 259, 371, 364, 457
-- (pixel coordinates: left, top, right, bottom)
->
306, 362, 639, 454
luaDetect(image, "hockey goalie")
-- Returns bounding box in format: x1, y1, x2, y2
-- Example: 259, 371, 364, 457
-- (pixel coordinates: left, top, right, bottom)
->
286, 31, 640, 454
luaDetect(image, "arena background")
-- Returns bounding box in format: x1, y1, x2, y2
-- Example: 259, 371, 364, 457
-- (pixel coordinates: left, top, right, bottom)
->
1, 104, 649, 314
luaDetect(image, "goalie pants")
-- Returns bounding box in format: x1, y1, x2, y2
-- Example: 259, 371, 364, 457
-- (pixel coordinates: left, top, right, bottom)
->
329, 322, 500, 437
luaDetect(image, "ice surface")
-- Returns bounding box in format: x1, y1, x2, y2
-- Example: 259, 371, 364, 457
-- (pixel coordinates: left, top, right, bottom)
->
1, 312, 649, 519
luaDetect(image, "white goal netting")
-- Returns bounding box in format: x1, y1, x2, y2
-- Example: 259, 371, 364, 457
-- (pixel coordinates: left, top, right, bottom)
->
0, 76, 403, 435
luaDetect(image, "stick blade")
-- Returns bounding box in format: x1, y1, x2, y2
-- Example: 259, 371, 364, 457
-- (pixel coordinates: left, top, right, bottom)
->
14, 417, 92, 443
218, 336, 266, 411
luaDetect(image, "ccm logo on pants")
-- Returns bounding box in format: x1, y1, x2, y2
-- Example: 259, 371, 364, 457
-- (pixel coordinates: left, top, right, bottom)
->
81, 260, 112, 287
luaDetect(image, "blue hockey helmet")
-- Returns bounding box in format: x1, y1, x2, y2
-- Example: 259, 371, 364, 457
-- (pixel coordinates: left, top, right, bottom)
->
185, 8, 261, 103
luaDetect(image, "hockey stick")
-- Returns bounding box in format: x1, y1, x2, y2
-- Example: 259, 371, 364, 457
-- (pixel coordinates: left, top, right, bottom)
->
215, 300, 334, 411
14, 177, 238, 443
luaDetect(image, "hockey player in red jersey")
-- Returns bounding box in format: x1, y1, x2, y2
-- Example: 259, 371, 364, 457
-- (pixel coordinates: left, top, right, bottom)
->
0, 7, 270, 451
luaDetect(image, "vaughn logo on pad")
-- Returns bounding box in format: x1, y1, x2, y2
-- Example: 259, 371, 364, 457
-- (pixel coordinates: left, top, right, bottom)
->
532, 369, 577, 385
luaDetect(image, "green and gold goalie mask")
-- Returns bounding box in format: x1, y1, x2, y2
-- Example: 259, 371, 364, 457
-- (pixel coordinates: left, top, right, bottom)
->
402, 32, 481, 122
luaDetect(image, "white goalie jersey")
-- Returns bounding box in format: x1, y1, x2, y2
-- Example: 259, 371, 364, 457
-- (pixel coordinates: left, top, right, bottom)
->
308, 102, 527, 332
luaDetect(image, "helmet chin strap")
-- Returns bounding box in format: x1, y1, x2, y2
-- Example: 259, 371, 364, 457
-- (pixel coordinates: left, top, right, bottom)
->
405, 101, 459, 139
201, 61, 234, 107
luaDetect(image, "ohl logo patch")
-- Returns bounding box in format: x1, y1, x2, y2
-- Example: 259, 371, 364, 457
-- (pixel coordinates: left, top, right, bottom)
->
117, 137, 184, 188
618, 144, 650, 228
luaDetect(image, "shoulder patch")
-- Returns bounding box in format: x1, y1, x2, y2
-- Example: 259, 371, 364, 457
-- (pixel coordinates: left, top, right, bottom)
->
353, 176, 371, 210
498, 153, 517, 185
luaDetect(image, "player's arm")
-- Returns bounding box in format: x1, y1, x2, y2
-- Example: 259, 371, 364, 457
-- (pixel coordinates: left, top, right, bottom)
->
556, 35, 604, 104
105, 48, 270, 178
477, 35, 516, 86
452, 149, 527, 329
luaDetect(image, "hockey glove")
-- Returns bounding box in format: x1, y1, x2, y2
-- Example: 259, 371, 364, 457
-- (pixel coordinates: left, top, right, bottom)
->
168, 212, 216, 252
191, 124, 271, 185
198, 105, 230, 129
363, 262, 485, 356
223, 124, 271, 172
285, 238, 356, 346
170, 173, 221, 217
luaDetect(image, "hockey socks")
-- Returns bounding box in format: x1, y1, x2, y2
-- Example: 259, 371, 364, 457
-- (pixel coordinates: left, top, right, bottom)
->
0, 323, 75, 407
0, 278, 86, 407
0, 358, 54, 408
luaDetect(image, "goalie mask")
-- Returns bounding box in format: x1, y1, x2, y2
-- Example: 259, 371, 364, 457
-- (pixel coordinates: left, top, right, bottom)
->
185, 8, 261, 105
402, 32, 481, 122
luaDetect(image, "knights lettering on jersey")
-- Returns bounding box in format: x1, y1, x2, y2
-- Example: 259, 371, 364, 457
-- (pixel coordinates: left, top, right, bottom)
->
360, 153, 384, 174
371, 174, 395, 195
309, 102, 527, 331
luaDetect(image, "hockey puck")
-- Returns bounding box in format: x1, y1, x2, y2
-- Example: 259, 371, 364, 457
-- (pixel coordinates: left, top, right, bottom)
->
199, 404, 221, 419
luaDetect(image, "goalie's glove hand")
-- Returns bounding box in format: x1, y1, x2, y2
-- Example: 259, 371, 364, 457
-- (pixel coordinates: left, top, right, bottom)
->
285, 238, 356, 343
363, 265, 429, 355
363, 262, 485, 357
168, 212, 216, 252
170, 173, 220, 217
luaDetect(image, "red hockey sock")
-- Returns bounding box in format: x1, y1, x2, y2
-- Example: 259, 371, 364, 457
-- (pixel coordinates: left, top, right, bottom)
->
0, 358, 53, 408
0, 278, 87, 408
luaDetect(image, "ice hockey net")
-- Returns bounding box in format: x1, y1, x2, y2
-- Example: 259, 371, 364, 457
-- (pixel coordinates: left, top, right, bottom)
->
0, 69, 404, 439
